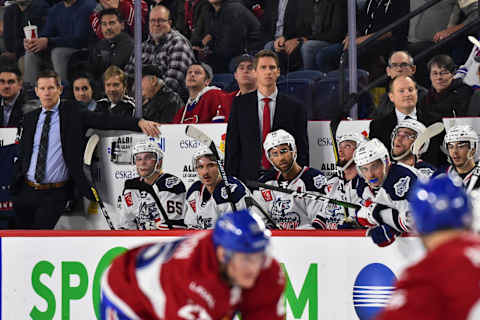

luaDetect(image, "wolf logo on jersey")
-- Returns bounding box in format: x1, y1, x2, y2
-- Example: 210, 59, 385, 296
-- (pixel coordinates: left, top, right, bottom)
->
253, 167, 327, 230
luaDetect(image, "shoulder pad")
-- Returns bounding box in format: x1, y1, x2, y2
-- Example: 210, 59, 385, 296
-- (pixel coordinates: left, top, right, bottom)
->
123, 177, 144, 190
156, 174, 186, 194
258, 170, 278, 184
186, 180, 203, 199
213, 177, 247, 204
300, 167, 327, 191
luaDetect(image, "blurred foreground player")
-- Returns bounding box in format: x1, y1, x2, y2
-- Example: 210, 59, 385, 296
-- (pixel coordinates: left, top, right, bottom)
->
100, 209, 286, 320
377, 175, 480, 320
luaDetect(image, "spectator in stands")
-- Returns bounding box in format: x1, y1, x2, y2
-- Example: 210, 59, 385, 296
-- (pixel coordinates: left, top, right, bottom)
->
90, 0, 148, 39
407, 0, 458, 87
0, 65, 25, 128
314, 0, 408, 77
371, 51, 428, 119
298, 0, 348, 70
89, 9, 134, 79
2, 0, 50, 71
176, 0, 210, 43
172, 62, 227, 123
193, 0, 262, 73
124, 5, 195, 100
225, 49, 309, 182
421, 54, 473, 118
141, 64, 183, 123
72, 73, 98, 112
96, 65, 135, 117
369, 75, 445, 167
11, 69, 160, 229
23, 0, 96, 86
262, 0, 312, 72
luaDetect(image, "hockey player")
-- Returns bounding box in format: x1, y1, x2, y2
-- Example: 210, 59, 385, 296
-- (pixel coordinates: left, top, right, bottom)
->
321, 132, 367, 227
100, 209, 286, 320
119, 139, 186, 230
354, 138, 418, 246
184, 147, 250, 229
252, 129, 328, 229
391, 119, 436, 178
444, 125, 480, 192
377, 175, 480, 319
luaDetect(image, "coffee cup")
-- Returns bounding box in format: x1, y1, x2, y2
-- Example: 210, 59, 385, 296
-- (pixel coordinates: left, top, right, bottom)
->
24, 25, 38, 40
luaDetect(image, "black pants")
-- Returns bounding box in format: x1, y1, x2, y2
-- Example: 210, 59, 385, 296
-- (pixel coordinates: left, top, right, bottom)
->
13, 183, 69, 229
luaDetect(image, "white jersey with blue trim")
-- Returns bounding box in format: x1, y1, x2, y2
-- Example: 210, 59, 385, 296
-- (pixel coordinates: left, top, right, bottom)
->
357, 163, 418, 232
252, 167, 328, 230
322, 173, 363, 225
447, 163, 480, 192
120, 173, 186, 230
184, 177, 250, 229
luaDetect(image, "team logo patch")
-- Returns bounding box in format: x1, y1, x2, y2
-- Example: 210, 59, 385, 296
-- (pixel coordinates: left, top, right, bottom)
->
221, 184, 237, 199
189, 200, 196, 213
124, 192, 133, 207
165, 176, 180, 189
313, 174, 327, 189
418, 167, 435, 178
261, 189, 273, 201
394, 176, 410, 197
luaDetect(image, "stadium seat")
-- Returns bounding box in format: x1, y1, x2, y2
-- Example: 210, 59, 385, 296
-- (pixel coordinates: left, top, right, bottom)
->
326, 69, 370, 87
277, 79, 314, 119
286, 70, 326, 81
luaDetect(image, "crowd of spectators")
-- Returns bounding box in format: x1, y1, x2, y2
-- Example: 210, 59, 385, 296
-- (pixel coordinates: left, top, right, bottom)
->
1, 0, 480, 229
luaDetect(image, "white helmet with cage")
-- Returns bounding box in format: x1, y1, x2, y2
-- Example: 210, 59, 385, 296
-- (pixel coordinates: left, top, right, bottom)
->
391, 119, 428, 160
263, 129, 297, 170
192, 146, 217, 170
443, 125, 478, 156
132, 138, 164, 177
336, 133, 368, 172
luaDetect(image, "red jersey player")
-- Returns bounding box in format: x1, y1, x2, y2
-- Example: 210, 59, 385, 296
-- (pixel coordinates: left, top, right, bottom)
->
377, 175, 480, 320
100, 209, 286, 320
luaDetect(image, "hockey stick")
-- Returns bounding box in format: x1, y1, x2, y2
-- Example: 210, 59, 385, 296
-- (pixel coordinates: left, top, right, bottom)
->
185, 125, 237, 212
83, 134, 116, 230
411, 122, 445, 156
246, 180, 361, 210
244, 196, 283, 230
468, 35, 480, 49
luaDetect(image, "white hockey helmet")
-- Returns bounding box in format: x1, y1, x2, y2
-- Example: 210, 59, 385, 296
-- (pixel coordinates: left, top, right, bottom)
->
354, 139, 390, 186
336, 133, 368, 172
443, 125, 478, 153
132, 138, 164, 164
192, 146, 217, 169
263, 129, 297, 169
391, 119, 428, 160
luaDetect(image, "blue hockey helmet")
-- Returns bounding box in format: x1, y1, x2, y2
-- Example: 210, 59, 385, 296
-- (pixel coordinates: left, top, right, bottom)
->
409, 175, 472, 234
213, 209, 271, 254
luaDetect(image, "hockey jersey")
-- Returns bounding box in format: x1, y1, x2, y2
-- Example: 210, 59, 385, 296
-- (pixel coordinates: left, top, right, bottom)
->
455, 42, 480, 89
101, 231, 286, 320
252, 167, 328, 230
447, 163, 480, 192
120, 173, 186, 230
377, 233, 480, 320
356, 163, 417, 232
414, 160, 437, 179
173, 86, 230, 123
184, 177, 250, 229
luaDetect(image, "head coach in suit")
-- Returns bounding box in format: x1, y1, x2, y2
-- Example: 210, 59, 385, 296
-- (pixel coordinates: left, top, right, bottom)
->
225, 49, 309, 183
12, 70, 160, 229
369, 75, 445, 168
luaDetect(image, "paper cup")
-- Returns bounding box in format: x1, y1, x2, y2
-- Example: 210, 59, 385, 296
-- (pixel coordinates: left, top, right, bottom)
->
24, 25, 38, 40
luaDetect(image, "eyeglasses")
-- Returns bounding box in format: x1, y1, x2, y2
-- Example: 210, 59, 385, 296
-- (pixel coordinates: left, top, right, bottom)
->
149, 18, 169, 24
430, 70, 451, 77
389, 63, 412, 69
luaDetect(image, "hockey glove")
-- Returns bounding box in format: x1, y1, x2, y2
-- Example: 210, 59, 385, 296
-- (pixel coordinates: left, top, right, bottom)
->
367, 224, 400, 247
356, 203, 378, 228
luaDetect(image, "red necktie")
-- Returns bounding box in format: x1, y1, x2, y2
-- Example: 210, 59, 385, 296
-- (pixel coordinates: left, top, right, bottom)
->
262, 97, 271, 169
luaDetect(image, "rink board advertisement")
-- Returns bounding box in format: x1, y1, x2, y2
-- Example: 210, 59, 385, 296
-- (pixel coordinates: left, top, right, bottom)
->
0, 232, 424, 320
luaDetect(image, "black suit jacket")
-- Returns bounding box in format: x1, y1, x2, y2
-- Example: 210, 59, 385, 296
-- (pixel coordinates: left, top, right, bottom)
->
369, 107, 446, 167
225, 90, 309, 182
261, 0, 311, 41
14, 100, 141, 200
0, 90, 25, 128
